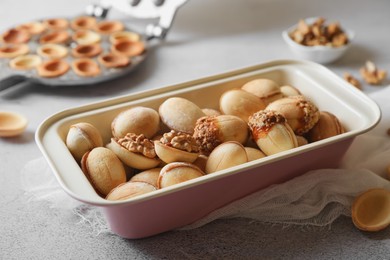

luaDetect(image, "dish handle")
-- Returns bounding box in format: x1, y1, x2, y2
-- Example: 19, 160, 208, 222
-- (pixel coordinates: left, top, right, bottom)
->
0, 74, 27, 92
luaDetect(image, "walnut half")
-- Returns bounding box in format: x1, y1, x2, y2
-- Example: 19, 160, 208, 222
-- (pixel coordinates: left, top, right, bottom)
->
360, 61, 387, 85
160, 130, 200, 153
117, 133, 156, 158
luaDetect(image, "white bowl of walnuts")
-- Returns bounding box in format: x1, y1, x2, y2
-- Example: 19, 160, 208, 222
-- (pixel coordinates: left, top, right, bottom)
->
282, 17, 354, 64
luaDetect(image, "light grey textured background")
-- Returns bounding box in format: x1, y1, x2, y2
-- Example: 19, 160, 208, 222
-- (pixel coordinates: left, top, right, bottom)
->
1, 0, 389, 259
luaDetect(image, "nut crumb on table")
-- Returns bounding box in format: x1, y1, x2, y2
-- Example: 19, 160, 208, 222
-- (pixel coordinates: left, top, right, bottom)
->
360, 61, 387, 85
343, 72, 361, 89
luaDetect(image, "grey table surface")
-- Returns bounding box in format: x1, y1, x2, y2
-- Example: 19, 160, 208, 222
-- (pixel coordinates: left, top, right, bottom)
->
1, 0, 390, 259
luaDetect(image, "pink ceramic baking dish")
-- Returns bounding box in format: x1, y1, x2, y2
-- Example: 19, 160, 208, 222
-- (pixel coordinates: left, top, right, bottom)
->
36, 60, 380, 239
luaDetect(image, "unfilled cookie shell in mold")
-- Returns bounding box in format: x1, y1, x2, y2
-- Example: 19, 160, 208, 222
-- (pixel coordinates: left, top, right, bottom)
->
111, 40, 145, 57
72, 43, 102, 58
43, 18, 69, 30
72, 58, 101, 77
39, 30, 70, 44
95, 20, 124, 34
37, 59, 70, 78
1, 28, 31, 44
72, 30, 101, 45
71, 16, 97, 31
9, 54, 42, 70
17, 22, 46, 35
37, 44, 68, 59
98, 53, 130, 68
0, 44, 29, 58
109, 31, 141, 45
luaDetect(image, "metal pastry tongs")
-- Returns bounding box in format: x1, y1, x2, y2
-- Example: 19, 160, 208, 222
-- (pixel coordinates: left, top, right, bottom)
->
86, 0, 188, 40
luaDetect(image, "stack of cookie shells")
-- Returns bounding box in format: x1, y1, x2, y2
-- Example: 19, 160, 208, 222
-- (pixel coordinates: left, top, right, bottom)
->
65, 78, 346, 201
0, 16, 145, 78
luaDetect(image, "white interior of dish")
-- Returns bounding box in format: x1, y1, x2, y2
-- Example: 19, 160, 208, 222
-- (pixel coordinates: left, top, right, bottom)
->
36, 60, 380, 205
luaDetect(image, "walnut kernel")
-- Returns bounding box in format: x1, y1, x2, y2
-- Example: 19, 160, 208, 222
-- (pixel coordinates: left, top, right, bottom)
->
360, 61, 387, 85
117, 133, 156, 158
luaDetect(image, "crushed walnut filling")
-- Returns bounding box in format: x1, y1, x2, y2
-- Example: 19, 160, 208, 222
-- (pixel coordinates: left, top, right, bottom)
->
295, 96, 320, 134
116, 133, 156, 158
248, 110, 286, 133
160, 130, 200, 153
193, 116, 223, 155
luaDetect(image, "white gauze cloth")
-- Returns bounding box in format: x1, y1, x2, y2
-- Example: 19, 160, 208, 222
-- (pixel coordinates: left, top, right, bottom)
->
20, 86, 390, 234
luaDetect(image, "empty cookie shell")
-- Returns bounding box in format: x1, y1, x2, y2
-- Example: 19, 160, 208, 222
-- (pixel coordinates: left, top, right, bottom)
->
17, 22, 46, 35
39, 30, 70, 44
1, 28, 31, 44
37, 59, 70, 78
0, 111, 28, 137
95, 20, 124, 34
98, 53, 130, 68
158, 162, 204, 189
71, 16, 97, 30
109, 31, 141, 44
43, 18, 69, 30
72, 30, 101, 45
0, 44, 29, 58
111, 40, 145, 57
106, 181, 157, 201
37, 44, 68, 59
72, 58, 101, 77
352, 188, 390, 232
72, 43, 102, 58
9, 54, 42, 70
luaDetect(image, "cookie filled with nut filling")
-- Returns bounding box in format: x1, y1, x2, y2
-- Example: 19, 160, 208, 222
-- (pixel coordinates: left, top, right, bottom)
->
193, 115, 248, 155
107, 133, 160, 170
154, 130, 200, 164
248, 110, 298, 156
266, 95, 320, 135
